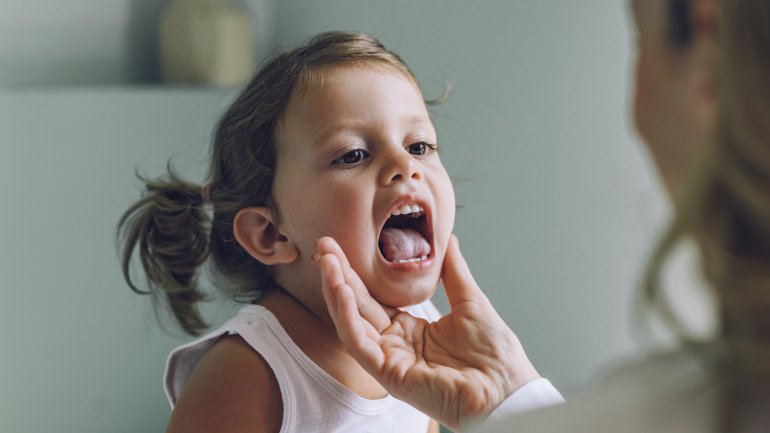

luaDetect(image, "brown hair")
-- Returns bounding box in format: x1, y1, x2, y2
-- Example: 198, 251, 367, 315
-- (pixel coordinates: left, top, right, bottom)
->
639, 0, 770, 426
117, 31, 421, 336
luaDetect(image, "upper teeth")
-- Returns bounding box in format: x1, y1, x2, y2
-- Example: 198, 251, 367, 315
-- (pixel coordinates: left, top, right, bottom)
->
391, 203, 424, 216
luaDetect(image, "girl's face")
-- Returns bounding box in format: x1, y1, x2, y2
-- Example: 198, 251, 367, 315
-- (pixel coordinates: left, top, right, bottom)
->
272, 65, 455, 308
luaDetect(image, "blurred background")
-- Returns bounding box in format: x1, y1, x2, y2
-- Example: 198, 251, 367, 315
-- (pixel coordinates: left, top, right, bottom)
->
0, 1, 711, 432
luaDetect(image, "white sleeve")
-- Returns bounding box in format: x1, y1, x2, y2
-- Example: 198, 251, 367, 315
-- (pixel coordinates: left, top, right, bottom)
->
485, 378, 565, 421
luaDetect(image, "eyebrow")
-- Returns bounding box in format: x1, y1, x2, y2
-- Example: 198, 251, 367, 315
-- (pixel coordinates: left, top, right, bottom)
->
312, 115, 433, 148
312, 122, 367, 148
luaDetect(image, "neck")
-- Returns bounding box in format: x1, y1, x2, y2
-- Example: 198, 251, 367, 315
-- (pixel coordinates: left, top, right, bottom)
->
257, 287, 389, 399
259, 286, 334, 329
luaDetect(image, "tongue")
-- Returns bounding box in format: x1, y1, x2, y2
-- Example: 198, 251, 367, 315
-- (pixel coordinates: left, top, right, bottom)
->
379, 228, 431, 262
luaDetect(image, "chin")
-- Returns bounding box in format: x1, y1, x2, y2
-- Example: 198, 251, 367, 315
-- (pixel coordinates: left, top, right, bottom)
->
369, 278, 439, 308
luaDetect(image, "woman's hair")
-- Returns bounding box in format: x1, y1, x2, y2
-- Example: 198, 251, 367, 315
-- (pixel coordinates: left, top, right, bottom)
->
639, 0, 770, 423
117, 31, 419, 336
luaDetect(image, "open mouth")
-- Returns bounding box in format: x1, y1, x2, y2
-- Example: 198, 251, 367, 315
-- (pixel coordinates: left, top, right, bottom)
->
377, 201, 433, 264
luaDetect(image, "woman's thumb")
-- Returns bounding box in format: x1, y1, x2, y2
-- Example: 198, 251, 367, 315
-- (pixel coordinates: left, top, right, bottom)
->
441, 235, 486, 307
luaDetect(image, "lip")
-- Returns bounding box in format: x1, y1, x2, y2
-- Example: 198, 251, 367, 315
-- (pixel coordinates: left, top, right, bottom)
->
376, 193, 435, 272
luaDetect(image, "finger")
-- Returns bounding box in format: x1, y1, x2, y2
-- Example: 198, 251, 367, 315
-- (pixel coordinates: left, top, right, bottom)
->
317, 237, 372, 301
441, 235, 490, 308
319, 254, 385, 369
319, 252, 348, 326
316, 237, 397, 329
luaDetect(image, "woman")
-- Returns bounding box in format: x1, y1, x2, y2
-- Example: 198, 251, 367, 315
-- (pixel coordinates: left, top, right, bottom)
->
313, 0, 770, 431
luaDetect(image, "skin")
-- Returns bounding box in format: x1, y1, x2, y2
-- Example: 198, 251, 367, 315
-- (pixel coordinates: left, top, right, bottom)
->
315, 0, 719, 431
168, 64, 452, 433
631, 0, 717, 196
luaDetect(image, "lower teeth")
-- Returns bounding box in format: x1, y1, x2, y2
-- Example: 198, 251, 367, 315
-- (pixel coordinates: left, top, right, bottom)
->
393, 255, 428, 264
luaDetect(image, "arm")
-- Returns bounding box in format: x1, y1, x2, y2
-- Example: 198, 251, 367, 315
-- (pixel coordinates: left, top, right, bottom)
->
166, 335, 282, 433
428, 419, 440, 433
315, 235, 559, 432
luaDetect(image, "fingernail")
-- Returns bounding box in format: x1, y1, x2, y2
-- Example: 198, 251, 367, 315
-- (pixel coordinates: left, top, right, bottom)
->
311, 252, 321, 264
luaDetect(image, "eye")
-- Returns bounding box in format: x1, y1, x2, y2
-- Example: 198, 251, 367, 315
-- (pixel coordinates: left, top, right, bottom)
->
333, 149, 370, 165
407, 141, 438, 156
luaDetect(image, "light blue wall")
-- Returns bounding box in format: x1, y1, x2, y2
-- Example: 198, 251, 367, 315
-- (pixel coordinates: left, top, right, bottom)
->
1, 2, 690, 433
0, 88, 240, 433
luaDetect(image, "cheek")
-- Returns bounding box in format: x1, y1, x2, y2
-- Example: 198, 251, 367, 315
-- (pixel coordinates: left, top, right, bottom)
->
283, 181, 372, 253
442, 182, 456, 234
432, 168, 456, 243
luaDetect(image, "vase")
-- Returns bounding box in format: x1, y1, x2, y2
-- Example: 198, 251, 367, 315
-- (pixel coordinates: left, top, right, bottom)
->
159, 0, 255, 86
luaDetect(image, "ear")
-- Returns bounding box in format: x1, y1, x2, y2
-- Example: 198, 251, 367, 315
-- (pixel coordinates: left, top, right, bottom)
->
233, 207, 299, 265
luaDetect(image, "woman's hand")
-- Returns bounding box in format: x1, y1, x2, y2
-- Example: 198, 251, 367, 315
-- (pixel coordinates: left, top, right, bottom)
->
314, 235, 540, 432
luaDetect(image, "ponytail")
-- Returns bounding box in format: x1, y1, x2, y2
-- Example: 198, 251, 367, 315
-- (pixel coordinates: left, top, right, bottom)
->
117, 166, 210, 336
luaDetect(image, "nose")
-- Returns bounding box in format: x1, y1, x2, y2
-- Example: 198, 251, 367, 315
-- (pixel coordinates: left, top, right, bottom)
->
379, 146, 422, 186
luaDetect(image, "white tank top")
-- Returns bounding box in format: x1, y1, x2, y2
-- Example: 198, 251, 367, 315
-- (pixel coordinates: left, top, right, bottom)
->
164, 301, 442, 433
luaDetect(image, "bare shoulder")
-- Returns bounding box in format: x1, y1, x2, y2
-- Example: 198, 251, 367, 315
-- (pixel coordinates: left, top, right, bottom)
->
166, 334, 283, 433
428, 419, 440, 433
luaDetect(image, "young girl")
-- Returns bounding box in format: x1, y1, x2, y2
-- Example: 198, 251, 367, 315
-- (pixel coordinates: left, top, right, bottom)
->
118, 31, 455, 432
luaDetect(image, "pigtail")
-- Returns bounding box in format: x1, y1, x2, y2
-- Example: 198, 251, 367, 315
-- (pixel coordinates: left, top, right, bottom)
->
117, 166, 211, 336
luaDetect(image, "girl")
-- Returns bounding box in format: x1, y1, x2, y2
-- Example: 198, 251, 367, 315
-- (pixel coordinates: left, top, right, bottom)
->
118, 31, 456, 433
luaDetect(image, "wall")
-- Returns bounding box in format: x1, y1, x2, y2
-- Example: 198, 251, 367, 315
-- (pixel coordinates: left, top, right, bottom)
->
0, 88, 240, 433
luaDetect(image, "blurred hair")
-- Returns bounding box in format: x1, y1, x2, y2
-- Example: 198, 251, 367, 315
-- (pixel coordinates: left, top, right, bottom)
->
639, 0, 770, 427
117, 31, 422, 336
